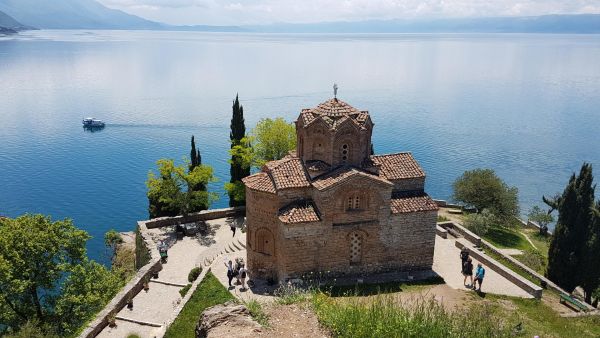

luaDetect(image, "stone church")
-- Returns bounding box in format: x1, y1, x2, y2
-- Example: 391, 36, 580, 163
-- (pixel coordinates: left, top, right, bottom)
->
242, 97, 438, 282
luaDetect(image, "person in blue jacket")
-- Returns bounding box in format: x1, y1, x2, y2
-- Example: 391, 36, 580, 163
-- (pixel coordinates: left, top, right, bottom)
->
474, 263, 485, 291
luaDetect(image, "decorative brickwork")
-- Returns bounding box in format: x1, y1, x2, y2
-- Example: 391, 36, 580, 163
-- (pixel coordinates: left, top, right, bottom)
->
244, 98, 438, 282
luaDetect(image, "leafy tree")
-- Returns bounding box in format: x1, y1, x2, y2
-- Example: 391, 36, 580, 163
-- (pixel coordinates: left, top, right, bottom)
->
229, 95, 251, 207
581, 200, 600, 304
527, 205, 554, 236
147, 159, 217, 218
104, 229, 123, 261
453, 168, 519, 222
544, 163, 595, 296
464, 209, 497, 236
54, 260, 123, 335
0, 215, 122, 335
251, 117, 296, 167
3, 320, 58, 338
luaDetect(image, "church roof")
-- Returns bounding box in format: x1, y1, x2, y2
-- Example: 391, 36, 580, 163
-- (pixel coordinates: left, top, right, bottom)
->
390, 191, 439, 214
242, 172, 276, 194
278, 200, 321, 224
370, 153, 426, 180
264, 156, 311, 190
299, 98, 371, 130
312, 166, 393, 191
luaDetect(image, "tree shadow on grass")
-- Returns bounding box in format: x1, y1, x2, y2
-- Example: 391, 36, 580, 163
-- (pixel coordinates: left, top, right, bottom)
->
485, 226, 525, 249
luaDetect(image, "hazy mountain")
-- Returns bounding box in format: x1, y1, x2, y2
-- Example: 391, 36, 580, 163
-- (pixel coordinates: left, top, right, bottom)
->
0, 9, 31, 33
247, 15, 600, 34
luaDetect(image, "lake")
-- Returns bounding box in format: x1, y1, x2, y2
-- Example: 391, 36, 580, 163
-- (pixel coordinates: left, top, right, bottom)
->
1, 30, 599, 263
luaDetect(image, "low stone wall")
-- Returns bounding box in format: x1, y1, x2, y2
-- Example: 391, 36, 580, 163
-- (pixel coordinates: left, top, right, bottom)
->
437, 221, 482, 247
436, 225, 448, 239
79, 258, 162, 338
144, 207, 245, 229
455, 240, 543, 299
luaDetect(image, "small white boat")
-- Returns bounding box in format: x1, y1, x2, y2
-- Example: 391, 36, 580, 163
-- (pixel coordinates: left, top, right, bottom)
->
82, 117, 105, 127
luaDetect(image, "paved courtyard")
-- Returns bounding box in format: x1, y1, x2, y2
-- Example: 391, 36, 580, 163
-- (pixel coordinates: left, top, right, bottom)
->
433, 235, 532, 298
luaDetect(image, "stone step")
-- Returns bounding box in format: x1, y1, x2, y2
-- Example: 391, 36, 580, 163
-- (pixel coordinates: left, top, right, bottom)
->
225, 246, 230, 253
230, 241, 241, 251
229, 242, 239, 252
150, 279, 187, 288
237, 238, 246, 249
115, 316, 163, 327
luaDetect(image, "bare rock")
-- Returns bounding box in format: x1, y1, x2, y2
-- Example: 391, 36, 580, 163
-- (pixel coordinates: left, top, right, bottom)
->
196, 301, 262, 338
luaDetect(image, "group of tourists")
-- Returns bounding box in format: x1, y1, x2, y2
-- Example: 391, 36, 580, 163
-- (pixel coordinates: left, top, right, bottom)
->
225, 257, 248, 290
460, 247, 485, 291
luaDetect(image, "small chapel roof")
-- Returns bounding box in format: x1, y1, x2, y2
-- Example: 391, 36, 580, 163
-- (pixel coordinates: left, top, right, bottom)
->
299, 98, 371, 130
242, 172, 276, 194
264, 156, 311, 190
370, 153, 426, 180
278, 200, 321, 224
312, 166, 393, 191
390, 191, 439, 214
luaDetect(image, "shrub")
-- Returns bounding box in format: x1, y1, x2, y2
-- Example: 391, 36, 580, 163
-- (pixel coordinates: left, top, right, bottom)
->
518, 249, 547, 274
245, 300, 270, 327
135, 224, 150, 269
464, 209, 497, 236
274, 282, 310, 305
126, 334, 141, 338
179, 284, 192, 297
188, 267, 202, 283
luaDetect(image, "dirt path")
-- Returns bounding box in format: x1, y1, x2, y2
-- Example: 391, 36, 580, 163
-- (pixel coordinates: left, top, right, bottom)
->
258, 304, 330, 338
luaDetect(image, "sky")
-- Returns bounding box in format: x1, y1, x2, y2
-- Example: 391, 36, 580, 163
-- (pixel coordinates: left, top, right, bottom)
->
97, 0, 600, 26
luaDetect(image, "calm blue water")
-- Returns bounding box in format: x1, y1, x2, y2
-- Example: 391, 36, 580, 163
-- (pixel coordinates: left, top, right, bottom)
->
1, 30, 600, 263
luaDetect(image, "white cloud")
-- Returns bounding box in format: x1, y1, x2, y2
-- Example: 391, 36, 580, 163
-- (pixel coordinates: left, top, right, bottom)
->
97, 0, 600, 26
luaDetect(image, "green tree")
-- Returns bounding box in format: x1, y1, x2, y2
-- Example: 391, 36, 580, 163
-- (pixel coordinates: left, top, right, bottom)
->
544, 163, 595, 296
189, 135, 206, 192
104, 229, 123, 261
581, 200, 600, 304
452, 168, 519, 222
229, 95, 251, 207
147, 159, 217, 218
0, 215, 122, 335
54, 260, 123, 335
464, 209, 497, 236
527, 205, 554, 236
251, 117, 296, 167
3, 320, 58, 338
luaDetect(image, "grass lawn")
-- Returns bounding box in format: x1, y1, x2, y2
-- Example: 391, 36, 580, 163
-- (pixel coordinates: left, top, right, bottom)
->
164, 272, 234, 338
324, 276, 445, 297
489, 294, 600, 338
482, 224, 533, 250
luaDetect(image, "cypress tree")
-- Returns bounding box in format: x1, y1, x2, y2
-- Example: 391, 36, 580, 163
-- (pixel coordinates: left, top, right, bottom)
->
582, 200, 600, 303
544, 163, 595, 293
190, 136, 198, 170
229, 94, 250, 207
189, 135, 206, 192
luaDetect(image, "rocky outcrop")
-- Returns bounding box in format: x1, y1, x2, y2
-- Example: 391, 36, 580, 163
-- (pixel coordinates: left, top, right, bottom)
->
195, 301, 262, 338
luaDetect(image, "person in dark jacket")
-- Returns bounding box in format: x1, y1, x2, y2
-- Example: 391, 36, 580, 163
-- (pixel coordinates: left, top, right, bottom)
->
462, 257, 474, 287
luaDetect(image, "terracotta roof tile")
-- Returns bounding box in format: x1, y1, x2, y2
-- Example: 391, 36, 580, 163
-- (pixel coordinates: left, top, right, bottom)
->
242, 172, 276, 194
278, 200, 321, 224
370, 153, 425, 180
312, 166, 392, 191
390, 192, 438, 214
306, 160, 331, 172
299, 98, 370, 130
265, 157, 311, 190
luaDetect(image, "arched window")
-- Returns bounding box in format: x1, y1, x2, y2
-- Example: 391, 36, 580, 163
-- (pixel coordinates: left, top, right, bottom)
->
349, 232, 362, 264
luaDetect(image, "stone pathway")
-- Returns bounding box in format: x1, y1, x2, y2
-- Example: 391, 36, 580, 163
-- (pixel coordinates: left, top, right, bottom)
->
498, 248, 524, 256
97, 217, 247, 338
520, 231, 538, 250
433, 235, 533, 299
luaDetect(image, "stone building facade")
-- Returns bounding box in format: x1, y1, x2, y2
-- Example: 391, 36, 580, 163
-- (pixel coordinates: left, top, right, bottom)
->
242, 98, 438, 282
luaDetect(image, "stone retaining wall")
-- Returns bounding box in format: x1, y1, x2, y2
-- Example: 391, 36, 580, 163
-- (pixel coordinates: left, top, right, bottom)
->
144, 207, 245, 229
454, 240, 543, 299
437, 221, 482, 247
79, 257, 162, 338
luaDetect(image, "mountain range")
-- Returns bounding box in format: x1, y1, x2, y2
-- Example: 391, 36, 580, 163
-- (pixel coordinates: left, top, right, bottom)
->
0, 9, 31, 33
0, 0, 599, 34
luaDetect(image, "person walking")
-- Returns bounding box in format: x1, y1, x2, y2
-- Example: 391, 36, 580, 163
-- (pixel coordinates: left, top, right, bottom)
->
463, 257, 474, 287
231, 225, 236, 237
238, 264, 248, 291
474, 263, 485, 291
224, 260, 234, 287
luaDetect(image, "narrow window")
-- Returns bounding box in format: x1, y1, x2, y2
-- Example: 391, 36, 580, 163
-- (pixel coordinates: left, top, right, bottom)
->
350, 233, 362, 264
